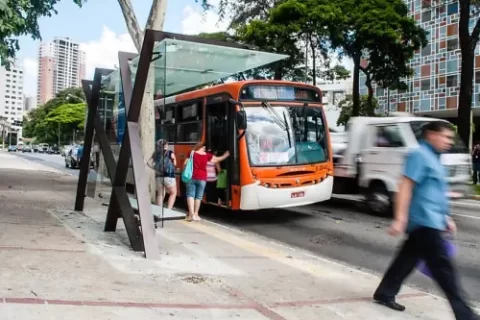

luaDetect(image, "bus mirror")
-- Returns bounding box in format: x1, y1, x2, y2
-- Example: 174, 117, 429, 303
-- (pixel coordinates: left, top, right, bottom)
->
236, 110, 247, 131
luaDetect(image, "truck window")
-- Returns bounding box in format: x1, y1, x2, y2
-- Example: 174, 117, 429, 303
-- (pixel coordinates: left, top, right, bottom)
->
374, 125, 404, 148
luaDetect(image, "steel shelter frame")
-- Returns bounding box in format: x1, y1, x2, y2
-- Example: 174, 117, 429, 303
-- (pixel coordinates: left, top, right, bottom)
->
74, 29, 255, 259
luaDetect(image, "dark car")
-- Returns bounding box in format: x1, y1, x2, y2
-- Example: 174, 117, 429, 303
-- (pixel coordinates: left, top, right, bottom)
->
47, 146, 60, 154
22, 146, 32, 153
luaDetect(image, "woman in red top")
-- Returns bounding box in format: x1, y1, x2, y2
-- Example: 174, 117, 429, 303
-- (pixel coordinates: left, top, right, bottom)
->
184, 142, 229, 221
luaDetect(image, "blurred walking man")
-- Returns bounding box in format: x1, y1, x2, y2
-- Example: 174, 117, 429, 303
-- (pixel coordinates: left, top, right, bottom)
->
373, 121, 478, 320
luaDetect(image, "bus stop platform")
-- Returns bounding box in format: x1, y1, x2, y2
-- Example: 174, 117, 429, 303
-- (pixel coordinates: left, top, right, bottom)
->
0, 153, 477, 319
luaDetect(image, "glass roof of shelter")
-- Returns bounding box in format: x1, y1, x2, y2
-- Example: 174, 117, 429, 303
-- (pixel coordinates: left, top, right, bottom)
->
101, 38, 288, 96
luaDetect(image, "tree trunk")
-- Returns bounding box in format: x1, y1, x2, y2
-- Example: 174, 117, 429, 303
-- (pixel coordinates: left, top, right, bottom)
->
458, 0, 474, 148
118, 0, 168, 202
363, 71, 374, 115
352, 53, 361, 117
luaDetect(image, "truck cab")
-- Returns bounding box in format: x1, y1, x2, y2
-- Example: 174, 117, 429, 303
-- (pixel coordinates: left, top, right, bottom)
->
333, 116, 471, 216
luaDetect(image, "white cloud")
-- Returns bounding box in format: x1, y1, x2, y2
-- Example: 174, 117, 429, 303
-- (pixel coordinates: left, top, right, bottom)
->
80, 26, 136, 79
20, 27, 135, 98
22, 57, 38, 97
181, 2, 229, 35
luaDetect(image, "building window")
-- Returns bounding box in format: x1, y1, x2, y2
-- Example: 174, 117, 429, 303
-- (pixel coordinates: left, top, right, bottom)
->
422, 10, 432, 22
447, 75, 458, 87
376, 87, 385, 96
421, 79, 431, 90
447, 60, 458, 73
447, 2, 458, 15
420, 99, 431, 111
447, 38, 458, 51
422, 44, 432, 56
476, 71, 480, 84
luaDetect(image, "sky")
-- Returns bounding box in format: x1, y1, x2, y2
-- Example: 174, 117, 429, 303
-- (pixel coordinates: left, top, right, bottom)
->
16, 0, 351, 98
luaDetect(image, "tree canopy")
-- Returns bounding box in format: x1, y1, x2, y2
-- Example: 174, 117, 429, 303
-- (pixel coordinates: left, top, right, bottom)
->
23, 88, 86, 144
336, 94, 379, 126
0, 0, 86, 65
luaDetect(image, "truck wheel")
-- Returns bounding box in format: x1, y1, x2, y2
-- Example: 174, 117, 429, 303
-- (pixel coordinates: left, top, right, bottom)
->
366, 182, 392, 217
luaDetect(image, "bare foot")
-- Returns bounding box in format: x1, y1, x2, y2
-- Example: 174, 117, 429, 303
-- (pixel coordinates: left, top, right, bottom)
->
193, 215, 202, 221
185, 215, 193, 222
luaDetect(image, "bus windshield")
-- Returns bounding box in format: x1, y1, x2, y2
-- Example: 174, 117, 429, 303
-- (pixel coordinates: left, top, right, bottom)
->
408, 120, 468, 154
244, 104, 328, 166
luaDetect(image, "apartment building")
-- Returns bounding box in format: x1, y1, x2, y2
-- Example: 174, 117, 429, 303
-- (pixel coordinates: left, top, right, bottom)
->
360, 0, 480, 123
37, 37, 86, 106
0, 59, 25, 139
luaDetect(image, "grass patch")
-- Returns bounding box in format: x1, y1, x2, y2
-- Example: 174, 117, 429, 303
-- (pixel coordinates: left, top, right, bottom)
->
474, 185, 480, 195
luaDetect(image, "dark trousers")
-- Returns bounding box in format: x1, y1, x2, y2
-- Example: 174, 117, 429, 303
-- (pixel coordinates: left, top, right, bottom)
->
473, 162, 480, 184
374, 227, 476, 320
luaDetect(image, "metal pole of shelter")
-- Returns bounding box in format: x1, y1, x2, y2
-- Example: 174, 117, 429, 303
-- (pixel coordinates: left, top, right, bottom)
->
74, 69, 111, 211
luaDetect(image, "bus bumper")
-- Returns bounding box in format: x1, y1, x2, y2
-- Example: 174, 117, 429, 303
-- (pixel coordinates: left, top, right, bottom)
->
239, 176, 334, 211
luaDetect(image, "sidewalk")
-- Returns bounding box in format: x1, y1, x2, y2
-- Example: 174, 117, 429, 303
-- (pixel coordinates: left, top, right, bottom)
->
0, 152, 474, 319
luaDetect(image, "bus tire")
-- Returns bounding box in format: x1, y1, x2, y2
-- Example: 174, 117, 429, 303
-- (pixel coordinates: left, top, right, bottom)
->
365, 181, 392, 217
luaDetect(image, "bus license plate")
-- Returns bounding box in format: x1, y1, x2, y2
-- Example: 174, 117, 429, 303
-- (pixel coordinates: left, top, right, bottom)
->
291, 191, 305, 198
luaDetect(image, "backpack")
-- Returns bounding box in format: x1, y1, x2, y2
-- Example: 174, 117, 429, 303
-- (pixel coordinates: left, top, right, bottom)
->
155, 150, 175, 177
181, 152, 194, 183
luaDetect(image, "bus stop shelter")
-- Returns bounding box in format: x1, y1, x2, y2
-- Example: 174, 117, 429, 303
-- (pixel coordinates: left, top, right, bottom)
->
74, 29, 288, 259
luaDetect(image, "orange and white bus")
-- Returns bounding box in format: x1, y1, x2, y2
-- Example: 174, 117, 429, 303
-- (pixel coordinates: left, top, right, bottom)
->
152, 80, 333, 211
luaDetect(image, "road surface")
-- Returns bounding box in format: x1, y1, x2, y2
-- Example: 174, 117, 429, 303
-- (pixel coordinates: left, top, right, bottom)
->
11, 151, 480, 302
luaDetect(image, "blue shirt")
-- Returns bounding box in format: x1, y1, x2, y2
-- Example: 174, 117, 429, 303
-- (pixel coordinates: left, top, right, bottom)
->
405, 140, 450, 233
77, 146, 84, 158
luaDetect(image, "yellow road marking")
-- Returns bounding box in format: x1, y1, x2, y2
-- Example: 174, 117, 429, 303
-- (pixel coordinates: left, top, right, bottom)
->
181, 220, 349, 281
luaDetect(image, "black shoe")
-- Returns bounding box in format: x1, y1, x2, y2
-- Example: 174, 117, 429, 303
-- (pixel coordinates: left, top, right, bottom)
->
373, 297, 406, 312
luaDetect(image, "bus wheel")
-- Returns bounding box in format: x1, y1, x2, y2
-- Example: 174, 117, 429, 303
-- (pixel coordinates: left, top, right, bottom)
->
365, 181, 392, 217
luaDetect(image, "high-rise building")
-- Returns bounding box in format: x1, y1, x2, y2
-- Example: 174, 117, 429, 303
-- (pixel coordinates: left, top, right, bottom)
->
37, 37, 86, 106
0, 59, 25, 139
23, 96, 35, 113
360, 0, 480, 122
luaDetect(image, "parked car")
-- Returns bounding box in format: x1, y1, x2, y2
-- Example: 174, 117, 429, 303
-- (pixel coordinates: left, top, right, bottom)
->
32, 145, 39, 153
47, 146, 60, 154
38, 143, 49, 153
22, 146, 32, 153
8, 145, 17, 152
65, 146, 94, 169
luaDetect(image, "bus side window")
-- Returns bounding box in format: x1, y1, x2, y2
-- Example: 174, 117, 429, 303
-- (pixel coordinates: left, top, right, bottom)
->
177, 101, 203, 143
158, 104, 176, 142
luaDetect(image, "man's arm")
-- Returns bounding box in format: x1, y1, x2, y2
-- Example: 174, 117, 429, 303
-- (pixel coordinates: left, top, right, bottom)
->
389, 150, 426, 236
389, 176, 414, 236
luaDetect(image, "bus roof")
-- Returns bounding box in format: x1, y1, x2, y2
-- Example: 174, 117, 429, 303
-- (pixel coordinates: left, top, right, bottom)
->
154, 80, 323, 106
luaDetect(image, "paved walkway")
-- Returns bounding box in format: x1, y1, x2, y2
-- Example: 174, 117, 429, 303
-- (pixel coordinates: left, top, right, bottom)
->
0, 152, 476, 319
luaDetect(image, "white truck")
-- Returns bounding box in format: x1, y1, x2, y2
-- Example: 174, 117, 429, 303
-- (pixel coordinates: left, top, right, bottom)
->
332, 115, 471, 216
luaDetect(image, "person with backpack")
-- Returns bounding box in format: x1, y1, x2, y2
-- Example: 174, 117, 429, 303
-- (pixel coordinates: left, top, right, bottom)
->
147, 139, 177, 209
182, 141, 229, 221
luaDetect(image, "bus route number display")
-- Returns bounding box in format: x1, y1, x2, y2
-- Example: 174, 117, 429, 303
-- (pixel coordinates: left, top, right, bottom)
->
240, 85, 321, 102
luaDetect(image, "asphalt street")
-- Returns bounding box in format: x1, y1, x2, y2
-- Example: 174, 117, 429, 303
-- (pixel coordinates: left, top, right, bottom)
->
10, 150, 480, 302
12, 151, 77, 176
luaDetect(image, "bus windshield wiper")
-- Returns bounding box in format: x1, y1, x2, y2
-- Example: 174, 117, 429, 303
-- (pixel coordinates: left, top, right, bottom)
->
261, 101, 287, 131
261, 101, 292, 148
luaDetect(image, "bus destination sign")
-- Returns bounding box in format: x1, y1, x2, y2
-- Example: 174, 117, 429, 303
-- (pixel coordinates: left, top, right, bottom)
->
240, 85, 321, 102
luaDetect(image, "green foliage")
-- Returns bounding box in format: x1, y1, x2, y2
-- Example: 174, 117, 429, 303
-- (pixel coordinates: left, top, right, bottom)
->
22, 87, 86, 143
235, 20, 307, 81
329, 0, 427, 115
337, 94, 379, 126
0, 0, 86, 65
320, 65, 351, 83
268, 0, 340, 84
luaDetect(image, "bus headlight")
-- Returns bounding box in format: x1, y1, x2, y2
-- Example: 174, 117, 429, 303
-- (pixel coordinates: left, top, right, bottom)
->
264, 183, 270, 188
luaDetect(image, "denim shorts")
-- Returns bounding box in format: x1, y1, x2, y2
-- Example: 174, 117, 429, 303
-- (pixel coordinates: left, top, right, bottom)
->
186, 179, 207, 200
